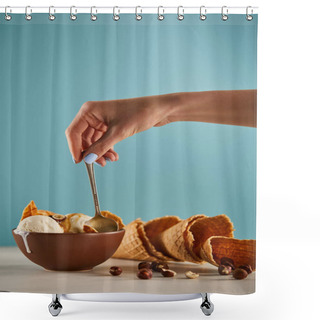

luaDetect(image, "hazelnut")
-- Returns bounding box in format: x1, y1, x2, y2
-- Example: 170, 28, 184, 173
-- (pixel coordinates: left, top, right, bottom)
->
161, 269, 176, 277
238, 265, 253, 274
137, 268, 152, 279
138, 262, 151, 270
151, 261, 169, 272
51, 214, 66, 222
185, 271, 199, 279
218, 264, 232, 275
220, 257, 235, 270
109, 266, 122, 276
233, 268, 248, 280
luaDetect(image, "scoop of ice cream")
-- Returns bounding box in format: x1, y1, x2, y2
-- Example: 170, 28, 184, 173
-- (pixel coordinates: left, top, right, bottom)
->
17, 215, 64, 233
67, 213, 92, 233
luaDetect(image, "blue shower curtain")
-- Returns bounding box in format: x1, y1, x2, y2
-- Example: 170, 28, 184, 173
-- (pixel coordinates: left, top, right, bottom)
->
0, 12, 257, 295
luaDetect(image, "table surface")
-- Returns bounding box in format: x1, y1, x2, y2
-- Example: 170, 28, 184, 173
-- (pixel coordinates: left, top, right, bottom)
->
0, 247, 255, 295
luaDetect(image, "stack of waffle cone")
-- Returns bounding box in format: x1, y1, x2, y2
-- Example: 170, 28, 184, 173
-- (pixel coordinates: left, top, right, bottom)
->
112, 216, 181, 261
112, 214, 236, 264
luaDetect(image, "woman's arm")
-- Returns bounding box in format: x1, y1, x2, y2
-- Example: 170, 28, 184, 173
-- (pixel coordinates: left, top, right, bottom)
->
66, 89, 257, 166
167, 90, 257, 128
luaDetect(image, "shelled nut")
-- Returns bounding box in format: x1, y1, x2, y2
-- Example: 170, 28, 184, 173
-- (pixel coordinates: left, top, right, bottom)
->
185, 271, 199, 279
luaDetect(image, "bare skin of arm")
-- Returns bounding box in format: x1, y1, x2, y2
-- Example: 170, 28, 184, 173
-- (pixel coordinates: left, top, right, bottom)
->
65, 90, 257, 166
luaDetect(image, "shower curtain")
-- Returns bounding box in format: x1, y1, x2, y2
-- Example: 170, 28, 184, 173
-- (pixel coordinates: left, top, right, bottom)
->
0, 10, 257, 296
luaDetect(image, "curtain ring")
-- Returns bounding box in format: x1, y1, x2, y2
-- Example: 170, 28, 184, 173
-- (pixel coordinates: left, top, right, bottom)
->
70, 6, 77, 21
49, 6, 56, 21
4, 6, 12, 21
135, 6, 142, 21
246, 6, 253, 21
177, 6, 184, 21
221, 6, 228, 21
200, 6, 207, 21
91, 6, 97, 21
113, 6, 120, 21
25, 6, 32, 21
157, 6, 164, 21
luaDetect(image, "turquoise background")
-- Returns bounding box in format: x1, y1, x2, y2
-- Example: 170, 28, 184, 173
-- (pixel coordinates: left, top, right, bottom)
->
0, 14, 257, 246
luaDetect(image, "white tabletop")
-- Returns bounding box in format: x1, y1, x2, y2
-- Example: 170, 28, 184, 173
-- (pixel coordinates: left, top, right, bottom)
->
0, 247, 255, 295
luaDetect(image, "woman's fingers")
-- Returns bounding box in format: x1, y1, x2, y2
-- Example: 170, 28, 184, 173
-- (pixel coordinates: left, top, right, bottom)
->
82, 127, 95, 150
65, 114, 89, 163
110, 149, 119, 161
95, 157, 107, 167
90, 128, 107, 166
104, 151, 116, 162
91, 128, 104, 144
82, 126, 124, 164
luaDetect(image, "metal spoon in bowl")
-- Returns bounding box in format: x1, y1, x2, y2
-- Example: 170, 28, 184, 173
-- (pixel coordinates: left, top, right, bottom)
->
84, 162, 119, 232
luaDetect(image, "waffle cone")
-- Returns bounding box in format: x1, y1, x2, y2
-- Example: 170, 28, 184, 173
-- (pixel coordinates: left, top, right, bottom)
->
83, 225, 98, 233
144, 216, 181, 261
101, 210, 125, 230
200, 236, 256, 270
21, 201, 53, 221
156, 214, 206, 263
186, 215, 235, 261
112, 219, 157, 261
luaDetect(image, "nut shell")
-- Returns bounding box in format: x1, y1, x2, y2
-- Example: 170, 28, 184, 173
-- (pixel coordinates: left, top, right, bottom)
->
138, 262, 151, 270
137, 268, 152, 279
238, 264, 253, 274
51, 214, 66, 222
218, 264, 232, 275
233, 268, 248, 280
220, 257, 235, 270
151, 261, 169, 272
109, 266, 122, 276
161, 269, 176, 277
220, 257, 234, 265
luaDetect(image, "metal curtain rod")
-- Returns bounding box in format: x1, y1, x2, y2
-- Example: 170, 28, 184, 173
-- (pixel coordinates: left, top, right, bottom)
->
0, 6, 258, 15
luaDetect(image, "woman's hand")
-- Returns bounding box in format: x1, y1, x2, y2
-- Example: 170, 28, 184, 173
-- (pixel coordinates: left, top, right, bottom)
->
65, 94, 178, 166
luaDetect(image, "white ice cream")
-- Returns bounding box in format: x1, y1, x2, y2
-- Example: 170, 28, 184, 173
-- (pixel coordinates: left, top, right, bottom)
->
67, 214, 92, 233
17, 215, 64, 233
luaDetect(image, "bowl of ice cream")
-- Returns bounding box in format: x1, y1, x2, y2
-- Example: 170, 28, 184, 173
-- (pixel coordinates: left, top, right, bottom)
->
12, 201, 125, 271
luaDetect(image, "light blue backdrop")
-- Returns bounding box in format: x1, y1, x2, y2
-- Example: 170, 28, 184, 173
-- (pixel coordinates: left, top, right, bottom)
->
0, 14, 257, 245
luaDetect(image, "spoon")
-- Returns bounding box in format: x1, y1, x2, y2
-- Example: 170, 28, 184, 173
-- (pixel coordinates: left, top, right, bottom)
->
84, 162, 119, 232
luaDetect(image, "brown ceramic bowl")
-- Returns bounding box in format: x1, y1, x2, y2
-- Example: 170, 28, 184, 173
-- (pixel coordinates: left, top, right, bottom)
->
12, 228, 125, 271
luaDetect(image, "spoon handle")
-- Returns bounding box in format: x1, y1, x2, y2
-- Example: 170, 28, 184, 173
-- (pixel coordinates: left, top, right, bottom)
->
85, 162, 101, 216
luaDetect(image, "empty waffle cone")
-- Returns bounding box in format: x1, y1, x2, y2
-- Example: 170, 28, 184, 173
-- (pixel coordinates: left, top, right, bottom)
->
200, 236, 256, 270
186, 215, 234, 262
144, 216, 182, 261
112, 219, 157, 261
156, 214, 206, 263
